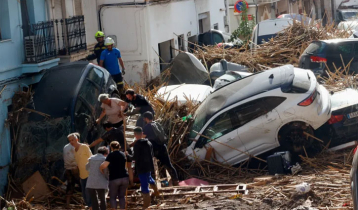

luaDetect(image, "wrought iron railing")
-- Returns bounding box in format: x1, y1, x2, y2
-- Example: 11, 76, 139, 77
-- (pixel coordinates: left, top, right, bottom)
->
54, 15, 87, 56
24, 21, 57, 63
24, 16, 87, 63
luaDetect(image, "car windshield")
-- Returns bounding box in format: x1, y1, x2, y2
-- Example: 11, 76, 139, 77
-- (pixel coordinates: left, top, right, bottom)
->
342, 11, 358, 20
189, 108, 207, 139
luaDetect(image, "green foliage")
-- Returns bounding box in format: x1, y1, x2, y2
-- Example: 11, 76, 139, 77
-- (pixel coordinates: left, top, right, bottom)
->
229, 5, 256, 44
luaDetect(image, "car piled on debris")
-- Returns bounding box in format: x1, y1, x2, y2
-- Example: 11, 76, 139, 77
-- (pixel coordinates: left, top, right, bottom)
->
12, 62, 120, 183
185, 65, 331, 165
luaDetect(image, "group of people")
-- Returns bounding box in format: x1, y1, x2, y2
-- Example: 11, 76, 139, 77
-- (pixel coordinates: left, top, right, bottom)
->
87, 31, 125, 93
63, 89, 179, 210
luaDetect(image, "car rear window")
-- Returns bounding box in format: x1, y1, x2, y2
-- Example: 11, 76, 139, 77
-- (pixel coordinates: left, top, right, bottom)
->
303, 42, 326, 55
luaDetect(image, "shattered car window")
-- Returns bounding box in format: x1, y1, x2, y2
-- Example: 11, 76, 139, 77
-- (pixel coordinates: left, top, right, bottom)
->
202, 111, 233, 141
232, 99, 266, 128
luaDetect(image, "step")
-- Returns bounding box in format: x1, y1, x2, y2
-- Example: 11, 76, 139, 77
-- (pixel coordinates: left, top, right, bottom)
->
125, 131, 134, 138
126, 125, 135, 131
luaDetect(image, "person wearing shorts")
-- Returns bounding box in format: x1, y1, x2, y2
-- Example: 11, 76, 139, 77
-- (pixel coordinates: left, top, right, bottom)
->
128, 127, 160, 209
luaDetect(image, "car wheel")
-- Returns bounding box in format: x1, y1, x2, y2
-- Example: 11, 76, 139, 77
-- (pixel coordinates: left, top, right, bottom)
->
351, 147, 358, 210
278, 122, 316, 155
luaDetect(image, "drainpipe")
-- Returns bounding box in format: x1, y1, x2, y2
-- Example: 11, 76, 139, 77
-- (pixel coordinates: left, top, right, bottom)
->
144, 1, 152, 80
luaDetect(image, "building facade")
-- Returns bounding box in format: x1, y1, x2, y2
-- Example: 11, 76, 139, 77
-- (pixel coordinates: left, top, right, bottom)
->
96, 0, 228, 85
0, 0, 61, 195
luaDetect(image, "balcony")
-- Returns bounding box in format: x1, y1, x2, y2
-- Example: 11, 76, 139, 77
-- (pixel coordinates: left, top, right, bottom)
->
24, 16, 87, 64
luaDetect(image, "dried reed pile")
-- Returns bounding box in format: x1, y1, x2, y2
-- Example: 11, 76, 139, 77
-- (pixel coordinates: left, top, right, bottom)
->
193, 21, 350, 71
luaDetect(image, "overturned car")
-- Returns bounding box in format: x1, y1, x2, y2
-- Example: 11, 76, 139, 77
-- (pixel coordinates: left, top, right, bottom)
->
185, 65, 331, 165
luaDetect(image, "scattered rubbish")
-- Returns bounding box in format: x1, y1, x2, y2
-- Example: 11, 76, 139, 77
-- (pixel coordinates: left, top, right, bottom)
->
179, 178, 209, 186
295, 182, 311, 194
229, 194, 243, 199
267, 151, 291, 175
291, 163, 303, 175
22, 171, 50, 201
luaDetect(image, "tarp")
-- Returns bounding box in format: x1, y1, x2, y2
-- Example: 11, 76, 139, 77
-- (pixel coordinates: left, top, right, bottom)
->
168, 53, 209, 85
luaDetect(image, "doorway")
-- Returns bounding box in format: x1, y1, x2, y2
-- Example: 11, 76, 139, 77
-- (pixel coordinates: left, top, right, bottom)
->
158, 39, 175, 72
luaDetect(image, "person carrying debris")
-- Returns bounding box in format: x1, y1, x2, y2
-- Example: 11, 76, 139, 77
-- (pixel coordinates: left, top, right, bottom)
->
100, 141, 129, 209
100, 37, 126, 93
89, 122, 134, 186
67, 132, 92, 209
86, 31, 106, 65
127, 127, 160, 209
86, 146, 109, 210
63, 141, 80, 208
96, 93, 128, 128
142, 111, 179, 186
124, 89, 155, 128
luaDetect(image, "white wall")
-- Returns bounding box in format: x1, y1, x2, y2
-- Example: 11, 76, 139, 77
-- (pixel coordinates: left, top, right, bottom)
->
147, 1, 198, 81
82, 0, 98, 46
195, 0, 227, 32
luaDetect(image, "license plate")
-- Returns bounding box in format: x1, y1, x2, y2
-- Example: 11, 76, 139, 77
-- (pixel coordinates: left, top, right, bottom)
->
347, 111, 358, 119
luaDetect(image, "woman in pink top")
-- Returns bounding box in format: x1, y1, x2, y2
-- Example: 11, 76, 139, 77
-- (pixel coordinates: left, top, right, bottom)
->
96, 94, 128, 128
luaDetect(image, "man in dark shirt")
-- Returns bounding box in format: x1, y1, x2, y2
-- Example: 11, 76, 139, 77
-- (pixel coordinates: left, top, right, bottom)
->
89, 122, 133, 185
142, 111, 179, 186
86, 31, 107, 65
125, 89, 155, 128
128, 127, 159, 209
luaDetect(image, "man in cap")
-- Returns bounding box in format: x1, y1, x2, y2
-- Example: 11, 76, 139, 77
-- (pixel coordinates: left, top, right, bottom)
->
100, 37, 126, 93
86, 31, 107, 66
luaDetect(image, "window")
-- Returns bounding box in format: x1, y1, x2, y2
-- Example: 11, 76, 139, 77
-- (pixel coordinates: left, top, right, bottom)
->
336, 44, 353, 55
88, 67, 104, 86
0, 0, 11, 40
213, 23, 219, 30
78, 68, 102, 106
354, 44, 358, 55
231, 99, 267, 128
74, 99, 93, 143
213, 32, 224, 44
196, 110, 234, 148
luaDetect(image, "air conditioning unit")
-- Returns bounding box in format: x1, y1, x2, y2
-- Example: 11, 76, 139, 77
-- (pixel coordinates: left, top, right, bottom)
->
24, 35, 44, 62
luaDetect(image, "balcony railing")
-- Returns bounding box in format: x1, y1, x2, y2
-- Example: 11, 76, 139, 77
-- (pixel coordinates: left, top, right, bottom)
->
24, 16, 87, 63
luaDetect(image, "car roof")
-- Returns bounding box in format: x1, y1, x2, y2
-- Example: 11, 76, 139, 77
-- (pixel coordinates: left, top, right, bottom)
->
195, 65, 295, 122
30, 61, 89, 121
339, 9, 358, 12
318, 38, 358, 43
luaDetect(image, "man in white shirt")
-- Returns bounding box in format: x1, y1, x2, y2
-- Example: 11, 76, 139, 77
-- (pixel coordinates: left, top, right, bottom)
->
63, 141, 80, 208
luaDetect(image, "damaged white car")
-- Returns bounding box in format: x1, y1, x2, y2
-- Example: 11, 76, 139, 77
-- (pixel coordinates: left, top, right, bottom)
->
186, 65, 331, 165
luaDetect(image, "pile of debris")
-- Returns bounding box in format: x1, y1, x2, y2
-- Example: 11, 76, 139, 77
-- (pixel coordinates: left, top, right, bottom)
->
193, 22, 350, 71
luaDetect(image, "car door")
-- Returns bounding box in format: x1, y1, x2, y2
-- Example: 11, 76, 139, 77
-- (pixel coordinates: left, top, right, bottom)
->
75, 67, 104, 143
193, 108, 245, 164
236, 97, 284, 159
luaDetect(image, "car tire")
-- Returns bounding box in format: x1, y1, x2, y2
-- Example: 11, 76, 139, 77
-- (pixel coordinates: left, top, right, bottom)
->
351, 149, 358, 209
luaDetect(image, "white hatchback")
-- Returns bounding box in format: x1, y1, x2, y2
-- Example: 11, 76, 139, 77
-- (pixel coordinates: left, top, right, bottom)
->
185, 65, 331, 165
